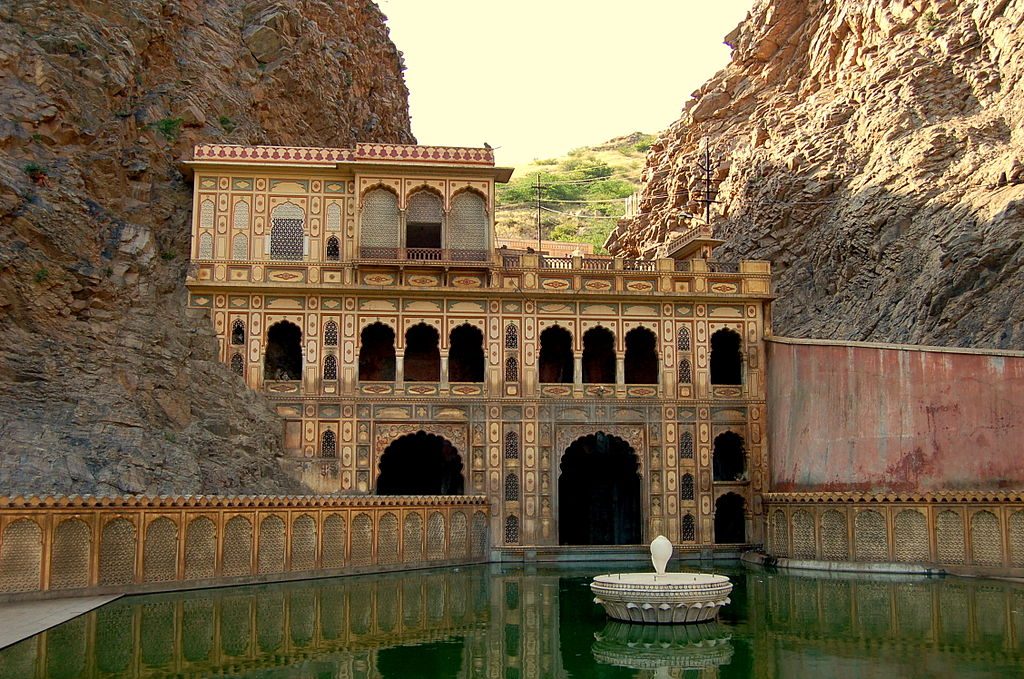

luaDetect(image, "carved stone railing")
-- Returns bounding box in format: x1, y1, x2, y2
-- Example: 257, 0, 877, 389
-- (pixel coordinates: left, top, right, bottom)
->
622, 259, 656, 272
359, 247, 489, 263
0, 494, 489, 598
763, 491, 1024, 575
581, 257, 614, 270
707, 261, 741, 273
539, 256, 574, 270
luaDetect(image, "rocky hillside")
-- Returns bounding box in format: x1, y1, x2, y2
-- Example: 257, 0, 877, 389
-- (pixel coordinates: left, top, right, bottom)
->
610, 0, 1024, 348
0, 0, 413, 495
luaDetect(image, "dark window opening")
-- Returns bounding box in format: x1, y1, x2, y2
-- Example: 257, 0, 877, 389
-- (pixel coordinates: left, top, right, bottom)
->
559, 432, 641, 545
505, 356, 519, 382
710, 328, 743, 385
624, 327, 658, 384
326, 236, 340, 261
230, 353, 244, 376
323, 355, 337, 381
712, 431, 746, 482
682, 513, 696, 542
231, 320, 245, 345
582, 327, 615, 384
324, 320, 338, 346
715, 493, 746, 544
264, 321, 302, 380
448, 324, 484, 382
539, 326, 573, 384
504, 324, 518, 349
405, 323, 440, 382
677, 326, 691, 351
376, 431, 464, 495
406, 191, 442, 249
358, 323, 396, 381
321, 430, 337, 458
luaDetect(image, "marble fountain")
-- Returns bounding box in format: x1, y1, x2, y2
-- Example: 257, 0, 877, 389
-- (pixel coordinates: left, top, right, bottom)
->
590, 536, 733, 624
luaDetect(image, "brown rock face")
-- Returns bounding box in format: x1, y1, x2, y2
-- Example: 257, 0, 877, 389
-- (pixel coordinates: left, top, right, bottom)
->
610, 0, 1024, 348
0, 0, 413, 495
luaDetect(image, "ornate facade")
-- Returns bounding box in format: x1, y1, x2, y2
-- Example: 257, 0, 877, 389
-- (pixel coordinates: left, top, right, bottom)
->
184, 142, 774, 551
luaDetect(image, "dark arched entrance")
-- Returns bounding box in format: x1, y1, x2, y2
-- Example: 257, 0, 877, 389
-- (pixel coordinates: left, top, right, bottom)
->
376, 431, 464, 495
539, 326, 573, 383
264, 321, 302, 380
559, 432, 641, 545
710, 328, 743, 385
714, 493, 746, 544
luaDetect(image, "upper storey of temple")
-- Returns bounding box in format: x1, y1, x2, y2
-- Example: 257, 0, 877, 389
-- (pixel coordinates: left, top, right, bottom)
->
185, 142, 772, 299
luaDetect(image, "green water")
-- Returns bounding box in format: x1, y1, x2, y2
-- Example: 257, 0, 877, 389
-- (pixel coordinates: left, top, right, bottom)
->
2, 562, 1022, 678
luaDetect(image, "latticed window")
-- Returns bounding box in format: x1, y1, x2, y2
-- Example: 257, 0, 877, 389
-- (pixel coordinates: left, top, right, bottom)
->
270, 203, 304, 260
505, 356, 519, 382
504, 431, 519, 460
326, 236, 340, 261
406, 190, 443, 249
504, 324, 519, 349
450, 191, 488, 250
231, 233, 247, 260
681, 514, 695, 542
230, 353, 244, 376
679, 358, 692, 384
504, 515, 519, 544
323, 355, 337, 381
198, 232, 213, 259
231, 320, 245, 345
678, 326, 691, 351
361, 188, 400, 248
681, 473, 695, 501
232, 200, 249, 230
326, 202, 341, 231
321, 430, 337, 458
505, 473, 519, 502
681, 431, 694, 459
324, 321, 338, 346
200, 199, 215, 229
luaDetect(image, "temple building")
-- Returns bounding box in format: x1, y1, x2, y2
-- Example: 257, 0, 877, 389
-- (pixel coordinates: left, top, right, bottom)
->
184, 142, 773, 552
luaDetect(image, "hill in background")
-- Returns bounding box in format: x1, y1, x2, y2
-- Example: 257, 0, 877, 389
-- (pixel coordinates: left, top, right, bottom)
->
496, 132, 653, 253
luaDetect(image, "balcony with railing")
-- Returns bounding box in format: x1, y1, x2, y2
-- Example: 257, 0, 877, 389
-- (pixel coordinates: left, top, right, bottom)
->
358, 247, 490, 263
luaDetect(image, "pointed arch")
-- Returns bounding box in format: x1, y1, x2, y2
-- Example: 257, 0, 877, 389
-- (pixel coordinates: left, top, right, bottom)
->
677, 326, 691, 351
405, 323, 440, 382
582, 326, 615, 384
232, 200, 250, 230
198, 232, 213, 259
231, 232, 248, 260
504, 323, 519, 349
449, 323, 484, 382
624, 326, 658, 384
539, 326, 573, 383
359, 322, 396, 381
710, 328, 743, 385
199, 198, 215, 229
325, 202, 342, 231
231, 319, 245, 345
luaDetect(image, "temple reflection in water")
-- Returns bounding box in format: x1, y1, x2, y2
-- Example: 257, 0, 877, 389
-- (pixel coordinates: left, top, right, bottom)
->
1, 565, 1022, 678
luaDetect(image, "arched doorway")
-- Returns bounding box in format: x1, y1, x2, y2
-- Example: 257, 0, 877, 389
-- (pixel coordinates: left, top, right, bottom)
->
405, 323, 440, 382
264, 321, 302, 380
710, 328, 743, 385
558, 432, 641, 545
582, 326, 615, 384
714, 493, 746, 544
359, 323, 396, 381
539, 326, 573, 383
448, 324, 484, 382
624, 326, 658, 384
377, 431, 464, 495
712, 431, 746, 482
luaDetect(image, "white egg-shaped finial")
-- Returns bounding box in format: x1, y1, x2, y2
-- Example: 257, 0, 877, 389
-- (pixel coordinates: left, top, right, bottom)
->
650, 535, 673, 575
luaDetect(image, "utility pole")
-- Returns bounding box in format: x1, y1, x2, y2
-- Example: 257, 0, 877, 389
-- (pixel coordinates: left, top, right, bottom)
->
536, 174, 542, 252
695, 139, 721, 225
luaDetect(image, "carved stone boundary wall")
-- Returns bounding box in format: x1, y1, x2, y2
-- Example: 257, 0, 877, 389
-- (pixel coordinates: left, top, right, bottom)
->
764, 492, 1024, 577
0, 495, 488, 599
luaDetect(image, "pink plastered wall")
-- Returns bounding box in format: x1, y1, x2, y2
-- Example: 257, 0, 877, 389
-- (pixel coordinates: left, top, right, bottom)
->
767, 339, 1024, 493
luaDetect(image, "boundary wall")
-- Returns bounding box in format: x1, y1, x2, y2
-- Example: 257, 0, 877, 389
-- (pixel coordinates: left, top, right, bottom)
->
0, 494, 488, 600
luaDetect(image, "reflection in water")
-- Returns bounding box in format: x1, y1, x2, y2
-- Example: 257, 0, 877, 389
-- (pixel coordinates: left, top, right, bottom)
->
593, 621, 733, 670
0, 563, 1022, 678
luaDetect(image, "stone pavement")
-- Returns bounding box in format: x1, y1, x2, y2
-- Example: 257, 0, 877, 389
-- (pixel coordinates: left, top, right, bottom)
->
0, 595, 121, 650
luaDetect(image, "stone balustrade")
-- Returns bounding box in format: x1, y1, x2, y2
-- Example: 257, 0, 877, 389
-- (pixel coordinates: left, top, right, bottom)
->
0, 494, 489, 599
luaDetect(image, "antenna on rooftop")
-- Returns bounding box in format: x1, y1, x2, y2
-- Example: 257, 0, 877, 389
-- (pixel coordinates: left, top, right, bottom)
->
694, 139, 722, 225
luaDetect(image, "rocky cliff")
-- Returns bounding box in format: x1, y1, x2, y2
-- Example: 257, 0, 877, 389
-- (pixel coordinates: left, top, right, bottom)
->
610, 0, 1024, 348
0, 0, 413, 495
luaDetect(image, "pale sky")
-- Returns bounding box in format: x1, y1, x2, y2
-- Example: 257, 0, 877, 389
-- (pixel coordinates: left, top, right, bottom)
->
378, 1, 753, 166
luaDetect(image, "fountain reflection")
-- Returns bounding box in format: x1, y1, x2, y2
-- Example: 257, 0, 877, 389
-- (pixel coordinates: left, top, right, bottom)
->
592, 620, 733, 671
